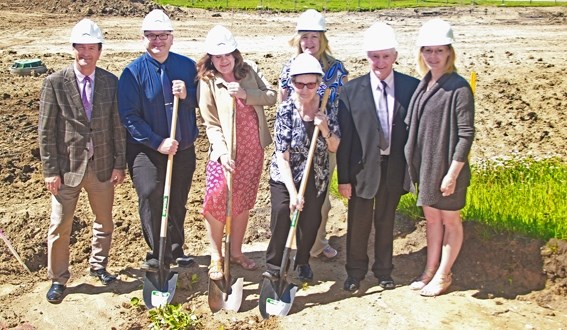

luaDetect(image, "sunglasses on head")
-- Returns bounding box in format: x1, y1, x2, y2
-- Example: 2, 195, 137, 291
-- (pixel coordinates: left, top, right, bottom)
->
292, 81, 318, 90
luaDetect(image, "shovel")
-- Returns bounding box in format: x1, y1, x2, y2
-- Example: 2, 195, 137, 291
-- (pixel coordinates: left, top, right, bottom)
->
143, 96, 180, 309
208, 97, 244, 312
0, 229, 32, 274
259, 88, 330, 319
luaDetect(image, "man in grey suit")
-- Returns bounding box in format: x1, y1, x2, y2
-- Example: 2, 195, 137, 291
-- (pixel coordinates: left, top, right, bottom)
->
38, 19, 126, 303
337, 22, 419, 291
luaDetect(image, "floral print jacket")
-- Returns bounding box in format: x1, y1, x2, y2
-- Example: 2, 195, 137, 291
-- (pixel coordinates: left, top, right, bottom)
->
269, 98, 340, 196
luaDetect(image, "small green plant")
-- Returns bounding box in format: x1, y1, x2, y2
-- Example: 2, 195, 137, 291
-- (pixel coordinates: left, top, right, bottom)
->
130, 296, 142, 309
190, 273, 199, 288
148, 303, 202, 330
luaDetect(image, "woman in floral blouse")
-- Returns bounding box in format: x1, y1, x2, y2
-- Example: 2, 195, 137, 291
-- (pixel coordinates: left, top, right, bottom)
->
263, 53, 340, 283
279, 8, 349, 260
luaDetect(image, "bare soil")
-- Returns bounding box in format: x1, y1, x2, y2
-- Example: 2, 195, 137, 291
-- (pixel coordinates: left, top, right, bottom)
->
0, 2, 566, 329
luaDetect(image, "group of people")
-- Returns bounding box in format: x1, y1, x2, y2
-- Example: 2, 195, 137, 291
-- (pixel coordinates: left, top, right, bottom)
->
38, 8, 474, 305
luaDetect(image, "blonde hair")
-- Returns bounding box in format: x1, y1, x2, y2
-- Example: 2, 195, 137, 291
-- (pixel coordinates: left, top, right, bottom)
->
288, 31, 333, 71
416, 45, 457, 77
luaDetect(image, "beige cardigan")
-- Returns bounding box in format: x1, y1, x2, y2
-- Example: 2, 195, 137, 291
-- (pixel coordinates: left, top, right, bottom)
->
198, 63, 276, 162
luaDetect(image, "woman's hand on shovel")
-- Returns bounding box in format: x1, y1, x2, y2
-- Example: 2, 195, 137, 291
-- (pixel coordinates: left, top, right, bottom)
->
289, 192, 304, 212
220, 154, 235, 173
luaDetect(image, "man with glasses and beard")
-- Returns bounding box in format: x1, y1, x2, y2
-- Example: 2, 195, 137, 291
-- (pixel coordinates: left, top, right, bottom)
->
118, 9, 198, 272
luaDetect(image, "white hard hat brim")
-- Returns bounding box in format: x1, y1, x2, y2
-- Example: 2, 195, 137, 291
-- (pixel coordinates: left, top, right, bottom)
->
364, 43, 398, 52
71, 35, 104, 44
417, 38, 454, 47
207, 45, 237, 56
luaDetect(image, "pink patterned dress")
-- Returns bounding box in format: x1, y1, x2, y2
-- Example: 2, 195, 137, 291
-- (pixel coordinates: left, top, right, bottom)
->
202, 98, 264, 222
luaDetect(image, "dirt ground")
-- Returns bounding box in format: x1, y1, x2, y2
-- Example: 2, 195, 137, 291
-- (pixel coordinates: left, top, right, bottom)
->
0, 1, 566, 329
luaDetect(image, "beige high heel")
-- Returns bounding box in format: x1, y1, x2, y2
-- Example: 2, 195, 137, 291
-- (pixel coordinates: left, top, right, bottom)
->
420, 273, 453, 297
409, 268, 437, 290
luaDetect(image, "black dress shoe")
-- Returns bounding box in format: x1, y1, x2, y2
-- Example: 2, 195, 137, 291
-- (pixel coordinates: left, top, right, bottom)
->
343, 276, 360, 292
297, 264, 313, 282
46, 283, 66, 304
89, 268, 117, 285
141, 258, 159, 272
174, 255, 196, 268
378, 276, 395, 290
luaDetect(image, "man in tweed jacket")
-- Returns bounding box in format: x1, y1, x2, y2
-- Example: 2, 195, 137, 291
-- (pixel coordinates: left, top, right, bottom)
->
38, 19, 126, 304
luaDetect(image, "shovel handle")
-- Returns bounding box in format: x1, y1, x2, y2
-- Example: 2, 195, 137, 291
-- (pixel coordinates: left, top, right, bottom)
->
284, 88, 331, 249
0, 229, 32, 274
224, 97, 236, 281
158, 96, 179, 266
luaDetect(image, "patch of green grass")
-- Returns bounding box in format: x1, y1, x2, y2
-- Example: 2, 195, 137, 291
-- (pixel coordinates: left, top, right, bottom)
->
329, 156, 566, 240
397, 191, 423, 219
159, 0, 566, 11
464, 156, 567, 240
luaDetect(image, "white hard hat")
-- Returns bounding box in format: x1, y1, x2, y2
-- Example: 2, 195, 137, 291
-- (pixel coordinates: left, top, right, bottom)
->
416, 18, 454, 47
363, 22, 398, 51
205, 25, 238, 55
296, 9, 326, 32
142, 9, 173, 31
70, 19, 104, 44
289, 53, 323, 76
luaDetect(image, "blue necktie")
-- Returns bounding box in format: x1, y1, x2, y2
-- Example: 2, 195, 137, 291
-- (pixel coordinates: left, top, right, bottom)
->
160, 64, 181, 140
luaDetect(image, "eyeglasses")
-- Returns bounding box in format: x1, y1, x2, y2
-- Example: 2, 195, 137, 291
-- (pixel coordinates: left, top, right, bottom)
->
292, 81, 318, 90
144, 33, 171, 41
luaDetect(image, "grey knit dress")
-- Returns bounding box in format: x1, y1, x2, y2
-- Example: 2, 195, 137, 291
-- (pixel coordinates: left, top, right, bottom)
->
404, 71, 475, 210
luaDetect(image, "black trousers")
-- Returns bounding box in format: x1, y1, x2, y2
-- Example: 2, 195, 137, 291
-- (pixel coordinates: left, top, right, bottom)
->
266, 170, 325, 273
126, 143, 196, 262
345, 157, 402, 280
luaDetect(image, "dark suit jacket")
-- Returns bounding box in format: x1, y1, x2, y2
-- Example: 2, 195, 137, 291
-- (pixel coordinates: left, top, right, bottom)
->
39, 65, 126, 187
337, 71, 419, 199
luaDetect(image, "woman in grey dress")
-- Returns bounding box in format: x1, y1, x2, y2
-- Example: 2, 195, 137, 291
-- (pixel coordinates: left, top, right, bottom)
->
404, 19, 475, 297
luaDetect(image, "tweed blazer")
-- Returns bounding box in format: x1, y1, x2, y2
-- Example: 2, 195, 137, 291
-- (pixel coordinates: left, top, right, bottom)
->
39, 65, 126, 187
337, 71, 419, 199
198, 62, 276, 162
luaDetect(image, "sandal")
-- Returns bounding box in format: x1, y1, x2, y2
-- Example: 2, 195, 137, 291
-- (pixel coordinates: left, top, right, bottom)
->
208, 259, 224, 281
230, 254, 258, 270
420, 273, 453, 297
409, 268, 437, 290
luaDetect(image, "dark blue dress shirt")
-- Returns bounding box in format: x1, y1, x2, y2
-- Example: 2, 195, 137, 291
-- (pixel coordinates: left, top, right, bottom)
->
118, 52, 198, 150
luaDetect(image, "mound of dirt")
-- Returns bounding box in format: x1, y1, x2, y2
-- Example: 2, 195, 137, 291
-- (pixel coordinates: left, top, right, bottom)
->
0, 4, 566, 330
2, 0, 163, 17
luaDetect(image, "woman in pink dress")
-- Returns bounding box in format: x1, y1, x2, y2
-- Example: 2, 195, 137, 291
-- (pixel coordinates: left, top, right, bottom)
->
197, 25, 276, 280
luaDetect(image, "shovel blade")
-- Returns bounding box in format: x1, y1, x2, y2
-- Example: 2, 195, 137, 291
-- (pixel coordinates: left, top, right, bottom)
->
143, 271, 178, 309
208, 277, 244, 312
259, 278, 298, 318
